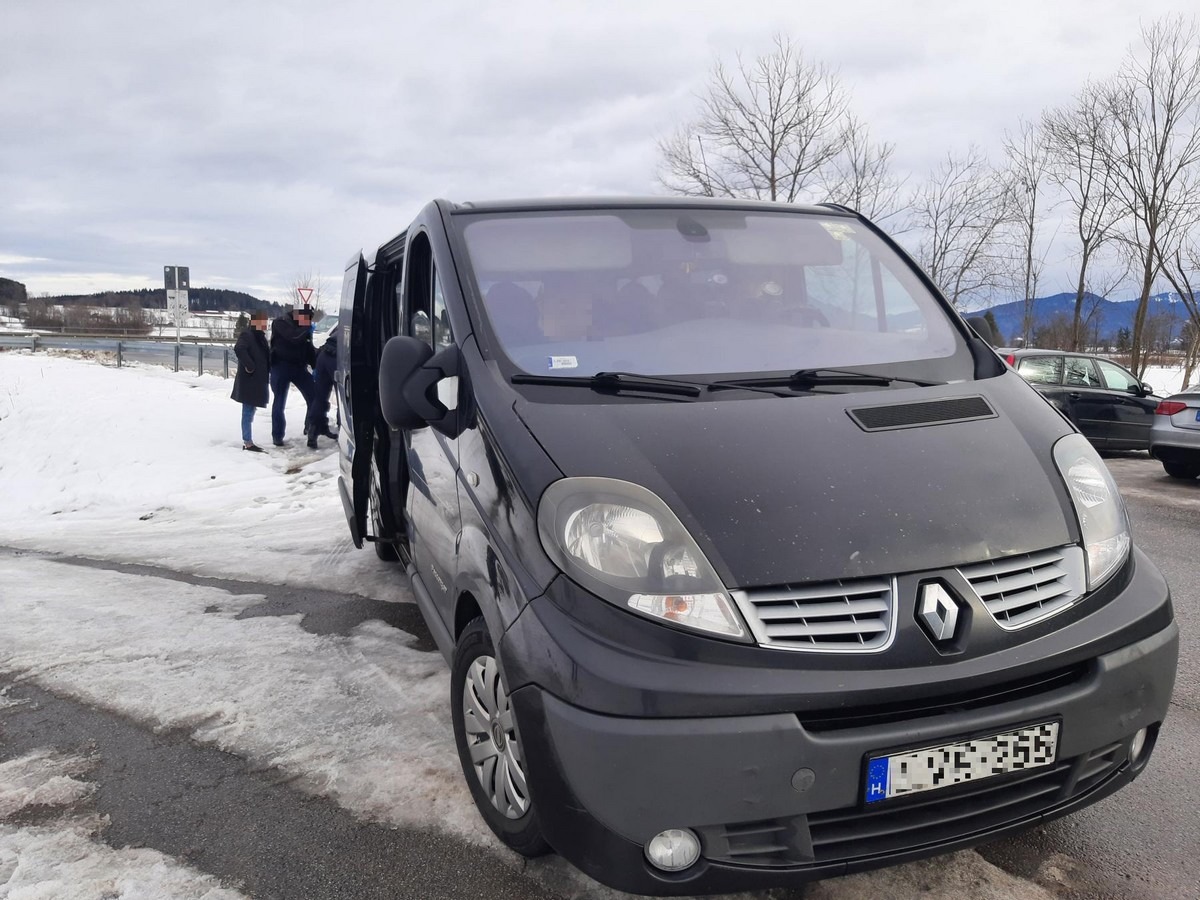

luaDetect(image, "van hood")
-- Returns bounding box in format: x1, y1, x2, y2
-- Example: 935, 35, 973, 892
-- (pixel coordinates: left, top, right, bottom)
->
514, 372, 1079, 588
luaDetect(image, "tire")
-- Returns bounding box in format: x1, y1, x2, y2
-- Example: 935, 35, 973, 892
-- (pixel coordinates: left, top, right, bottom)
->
368, 450, 400, 562
1162, 458, 1200, 480
451, 618, 549, 857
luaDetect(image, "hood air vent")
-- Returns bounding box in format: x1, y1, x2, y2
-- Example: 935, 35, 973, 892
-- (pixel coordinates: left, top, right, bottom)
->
848, 396, 996, 432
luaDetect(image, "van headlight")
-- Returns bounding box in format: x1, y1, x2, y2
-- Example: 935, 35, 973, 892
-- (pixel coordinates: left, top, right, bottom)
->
1052, 434, 1131, 590
537, 477, 749, 640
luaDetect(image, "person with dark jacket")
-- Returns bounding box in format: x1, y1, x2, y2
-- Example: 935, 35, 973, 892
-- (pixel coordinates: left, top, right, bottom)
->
305, 325, 339, 449
231, 310, 271, 452
269, 306, 316, 446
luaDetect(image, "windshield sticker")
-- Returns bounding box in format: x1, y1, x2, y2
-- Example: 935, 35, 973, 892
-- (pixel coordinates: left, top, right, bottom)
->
820, 222, 856, 241
548, 355, 578, 370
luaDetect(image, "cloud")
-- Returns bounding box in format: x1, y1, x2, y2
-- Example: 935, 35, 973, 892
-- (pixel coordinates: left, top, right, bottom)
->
1, 0, 1194, 299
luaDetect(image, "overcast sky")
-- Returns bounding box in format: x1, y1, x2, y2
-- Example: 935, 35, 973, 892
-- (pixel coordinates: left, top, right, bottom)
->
1, 0, 1194, 306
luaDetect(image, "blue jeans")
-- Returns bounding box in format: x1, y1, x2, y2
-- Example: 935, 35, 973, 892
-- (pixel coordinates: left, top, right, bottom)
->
241, 404, 256, 444
270, 362, 315, 443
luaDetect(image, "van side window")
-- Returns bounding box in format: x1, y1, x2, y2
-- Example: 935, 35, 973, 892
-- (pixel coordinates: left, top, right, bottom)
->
407, 236, 434, 346
432, 271, 454, 349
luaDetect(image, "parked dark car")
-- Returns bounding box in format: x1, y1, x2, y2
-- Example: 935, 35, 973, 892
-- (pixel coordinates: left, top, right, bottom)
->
335, 198, 1177, 895
1149, 384, 1200, 479
1001, 348, 1160, 451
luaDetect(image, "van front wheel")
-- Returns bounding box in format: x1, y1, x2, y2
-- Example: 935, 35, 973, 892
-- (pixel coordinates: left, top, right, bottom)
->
451, 618, 549, 857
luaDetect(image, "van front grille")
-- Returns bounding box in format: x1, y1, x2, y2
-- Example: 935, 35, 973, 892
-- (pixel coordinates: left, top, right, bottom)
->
733, 578, 896, 653
959, 547, 1085, 630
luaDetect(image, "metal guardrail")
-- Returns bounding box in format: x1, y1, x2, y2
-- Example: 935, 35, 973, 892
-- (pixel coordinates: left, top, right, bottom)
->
0, 335, 235, 377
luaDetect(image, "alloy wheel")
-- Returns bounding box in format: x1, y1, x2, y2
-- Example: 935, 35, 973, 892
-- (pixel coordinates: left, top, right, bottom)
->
461, 655, 530, 819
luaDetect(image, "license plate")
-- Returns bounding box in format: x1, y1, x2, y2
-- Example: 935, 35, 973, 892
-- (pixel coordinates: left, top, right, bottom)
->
864, 721, 1059, 804
1195, 410, 1200, 422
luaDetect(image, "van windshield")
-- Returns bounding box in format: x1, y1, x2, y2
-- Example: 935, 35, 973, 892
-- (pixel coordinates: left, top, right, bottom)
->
459, 208, 960, 379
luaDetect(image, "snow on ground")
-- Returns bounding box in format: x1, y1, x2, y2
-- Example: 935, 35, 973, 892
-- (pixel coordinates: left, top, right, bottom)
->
0, 555, 479, 839
0, 350, 1078, 899
1142, 364, 1193, 395
0, 749, 95, 820
0, 352, 405, 601
0, 747, 248, 900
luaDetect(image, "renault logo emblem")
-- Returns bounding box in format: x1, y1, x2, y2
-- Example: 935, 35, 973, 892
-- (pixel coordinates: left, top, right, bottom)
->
918, 583, 962, 642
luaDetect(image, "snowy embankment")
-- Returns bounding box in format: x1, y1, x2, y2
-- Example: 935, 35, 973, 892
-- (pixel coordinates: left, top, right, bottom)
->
0, 350, 1124, 899
0, 351, 404, 600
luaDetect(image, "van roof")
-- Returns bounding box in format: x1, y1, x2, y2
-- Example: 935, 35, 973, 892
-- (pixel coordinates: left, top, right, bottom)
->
447, 196, 852, 216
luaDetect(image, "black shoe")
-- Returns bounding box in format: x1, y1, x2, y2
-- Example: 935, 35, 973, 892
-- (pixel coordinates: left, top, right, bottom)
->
321, 429, 338, 440
307, 437, 318, 450
243, 443, 265, 453
273, 440, 288, 447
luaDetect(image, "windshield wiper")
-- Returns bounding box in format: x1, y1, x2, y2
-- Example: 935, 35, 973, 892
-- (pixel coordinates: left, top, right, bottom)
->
713, 368, 945, 391
511, 371, 703, 397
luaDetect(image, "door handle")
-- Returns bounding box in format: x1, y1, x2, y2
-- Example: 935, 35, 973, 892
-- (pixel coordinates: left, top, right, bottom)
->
1068, 392, 1081, 399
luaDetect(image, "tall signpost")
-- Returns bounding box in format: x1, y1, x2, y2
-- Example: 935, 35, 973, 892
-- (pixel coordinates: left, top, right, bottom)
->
164, 265, 190, 345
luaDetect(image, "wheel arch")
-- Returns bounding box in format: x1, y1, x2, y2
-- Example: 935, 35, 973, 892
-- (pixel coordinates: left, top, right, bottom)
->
455, 591, 484, 643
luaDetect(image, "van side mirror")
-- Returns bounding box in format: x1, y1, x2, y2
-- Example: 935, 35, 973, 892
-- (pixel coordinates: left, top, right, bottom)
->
378, 336, 465, 437
379, 336, 433, 429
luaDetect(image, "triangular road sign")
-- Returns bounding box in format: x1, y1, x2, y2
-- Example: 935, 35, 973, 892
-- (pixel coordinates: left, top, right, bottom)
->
297, 287, 314, 304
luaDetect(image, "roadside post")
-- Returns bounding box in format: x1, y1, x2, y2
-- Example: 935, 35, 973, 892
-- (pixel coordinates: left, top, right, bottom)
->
164, 265, 190, 347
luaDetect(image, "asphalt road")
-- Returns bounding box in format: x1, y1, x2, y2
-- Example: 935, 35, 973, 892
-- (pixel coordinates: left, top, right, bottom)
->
978, 453, 1200, 900
2, 453, 1197, 900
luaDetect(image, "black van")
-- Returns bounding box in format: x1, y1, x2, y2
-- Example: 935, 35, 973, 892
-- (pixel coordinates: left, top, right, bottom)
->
335, 198, 1177, 895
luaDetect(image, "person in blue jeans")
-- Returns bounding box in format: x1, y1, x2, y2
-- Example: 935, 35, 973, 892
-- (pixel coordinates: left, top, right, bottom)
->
231, 310, 271, 451
269, 305, 316, 446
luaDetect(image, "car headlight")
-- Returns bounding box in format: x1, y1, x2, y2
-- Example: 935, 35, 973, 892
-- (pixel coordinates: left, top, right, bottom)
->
537, 477, 748, 640
1052, 434, 1131, 590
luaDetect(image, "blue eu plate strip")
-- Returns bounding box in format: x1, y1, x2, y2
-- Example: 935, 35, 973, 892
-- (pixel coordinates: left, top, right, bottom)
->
865, 757, 889, 804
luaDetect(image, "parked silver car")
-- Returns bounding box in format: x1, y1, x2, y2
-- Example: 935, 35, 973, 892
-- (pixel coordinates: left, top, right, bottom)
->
1150, 385, 1200, 479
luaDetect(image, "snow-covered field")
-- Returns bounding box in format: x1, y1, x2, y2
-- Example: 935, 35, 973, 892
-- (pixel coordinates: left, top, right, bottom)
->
1, 349, 1176, 899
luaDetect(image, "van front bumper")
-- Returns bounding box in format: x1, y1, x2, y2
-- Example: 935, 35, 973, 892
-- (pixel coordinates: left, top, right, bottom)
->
502, 549, 1177, 895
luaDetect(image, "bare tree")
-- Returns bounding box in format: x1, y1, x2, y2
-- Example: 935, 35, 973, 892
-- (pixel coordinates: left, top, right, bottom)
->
1080, 261, 1133, 350
658, 34, 851, 202
1102, 16, 1200, 374
825, 117, 909, 227
1181, 319, 1200, 386
910, 146, 1013, 307
1042, 84, 1122, 351
288, 270, 332, 315
1156, 235, 1200, 386
1003, 120, 1051, 345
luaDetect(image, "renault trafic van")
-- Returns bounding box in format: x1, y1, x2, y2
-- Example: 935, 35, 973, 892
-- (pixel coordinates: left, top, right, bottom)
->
335, 198, 1177, 895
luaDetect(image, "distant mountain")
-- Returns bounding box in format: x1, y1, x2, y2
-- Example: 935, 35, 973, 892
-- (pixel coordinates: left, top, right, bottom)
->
36, 287, 283, 315
982, 291, 1193, 343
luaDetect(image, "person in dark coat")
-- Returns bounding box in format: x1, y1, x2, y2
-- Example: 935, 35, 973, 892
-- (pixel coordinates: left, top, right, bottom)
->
305, 325, 339, 449
231, 310, 270, 452
269, 305, 316, 446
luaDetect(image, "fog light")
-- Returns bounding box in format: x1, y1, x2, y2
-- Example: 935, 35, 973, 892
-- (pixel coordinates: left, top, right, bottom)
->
1130, 727, 1149, 763
645, 828, 701, 872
